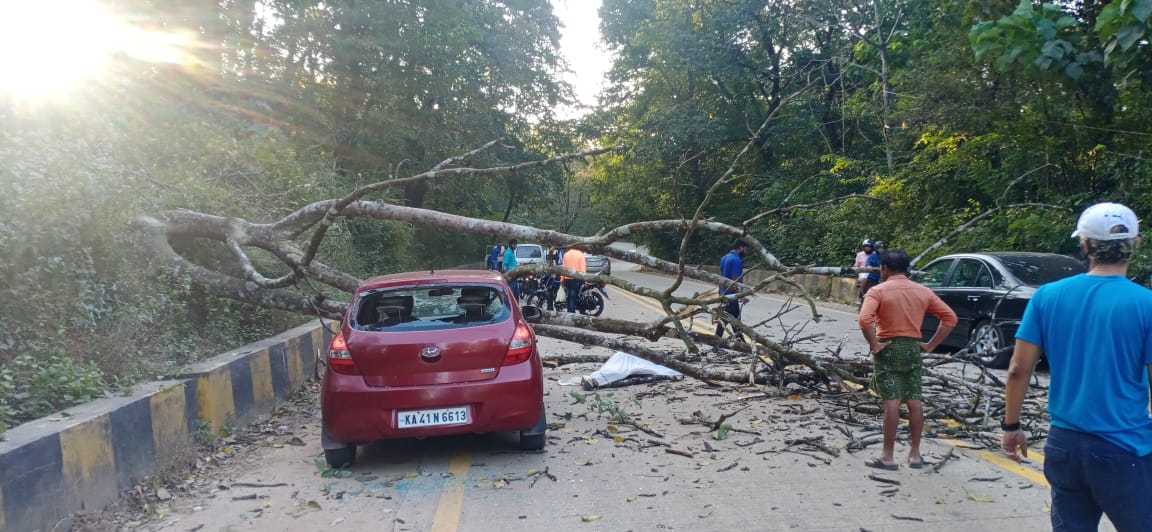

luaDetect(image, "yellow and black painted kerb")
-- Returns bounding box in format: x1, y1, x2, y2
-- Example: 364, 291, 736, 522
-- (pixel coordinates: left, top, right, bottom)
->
182, 321, 329, 436
0, 321, 331, 532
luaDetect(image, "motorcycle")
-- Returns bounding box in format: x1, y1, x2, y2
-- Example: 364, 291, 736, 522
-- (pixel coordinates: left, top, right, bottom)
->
572, 274, 608, 317
524, 273, 560, 310
526, 272, 607, 317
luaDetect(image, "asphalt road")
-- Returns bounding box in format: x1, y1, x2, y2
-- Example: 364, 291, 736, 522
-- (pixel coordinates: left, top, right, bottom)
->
111, 258, 1102, 532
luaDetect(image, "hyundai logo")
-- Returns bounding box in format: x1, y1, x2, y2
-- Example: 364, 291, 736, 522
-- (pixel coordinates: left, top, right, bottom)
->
420, 346, 442, 362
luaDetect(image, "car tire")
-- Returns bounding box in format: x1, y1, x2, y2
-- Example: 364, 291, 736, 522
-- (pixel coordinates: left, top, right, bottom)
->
324, 445, 357, 468
579, 291, 605, 317
971, 321, 1012, 369
519, 405, 547, 451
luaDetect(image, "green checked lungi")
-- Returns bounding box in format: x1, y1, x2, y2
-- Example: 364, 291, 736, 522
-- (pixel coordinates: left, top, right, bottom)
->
870, 337, 923, 400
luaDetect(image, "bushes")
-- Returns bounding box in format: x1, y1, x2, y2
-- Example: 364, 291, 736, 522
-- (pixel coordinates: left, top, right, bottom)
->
0, 353, 106, 432
0, 109, 339, 431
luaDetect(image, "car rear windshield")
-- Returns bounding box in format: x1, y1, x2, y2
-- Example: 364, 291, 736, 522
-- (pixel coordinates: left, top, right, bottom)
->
352, 284, 510, 331
996, 254, 1086, 286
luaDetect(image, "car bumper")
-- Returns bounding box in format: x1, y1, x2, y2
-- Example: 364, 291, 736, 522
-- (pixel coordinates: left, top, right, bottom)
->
321, 359, 544, 444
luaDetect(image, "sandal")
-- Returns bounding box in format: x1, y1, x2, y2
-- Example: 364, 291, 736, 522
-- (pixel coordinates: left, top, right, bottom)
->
865, 457, 899, 471
908, 458, 926, 469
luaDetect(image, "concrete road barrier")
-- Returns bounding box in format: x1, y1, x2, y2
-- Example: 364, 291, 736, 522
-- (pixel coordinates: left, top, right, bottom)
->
0, 321, 335, 531
694, 266, 858, 306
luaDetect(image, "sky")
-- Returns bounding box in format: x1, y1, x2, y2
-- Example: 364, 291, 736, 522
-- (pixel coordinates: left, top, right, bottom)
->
551, 0, 611, 117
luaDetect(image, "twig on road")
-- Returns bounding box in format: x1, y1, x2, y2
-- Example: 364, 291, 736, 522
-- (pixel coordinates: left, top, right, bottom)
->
931, 448, 958, 473
868, 474, 901, 486
529, 466, 557, 488
665, 448, 694, 458
229, 482, 288, 489
621, 421, 665, 439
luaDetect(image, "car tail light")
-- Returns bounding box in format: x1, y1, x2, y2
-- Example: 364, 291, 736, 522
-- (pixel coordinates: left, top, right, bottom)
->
328, 333, 360, 375
503, 322, 534, 366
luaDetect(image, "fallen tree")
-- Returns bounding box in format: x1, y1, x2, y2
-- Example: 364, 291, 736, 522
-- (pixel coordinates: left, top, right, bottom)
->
132, 113, 1058, 438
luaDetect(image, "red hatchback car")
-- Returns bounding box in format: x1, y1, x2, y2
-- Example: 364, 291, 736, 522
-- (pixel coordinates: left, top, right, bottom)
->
320, 270, 546, 467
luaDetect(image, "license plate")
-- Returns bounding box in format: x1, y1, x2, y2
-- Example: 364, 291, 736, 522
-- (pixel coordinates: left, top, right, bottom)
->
397, 407, 470, 428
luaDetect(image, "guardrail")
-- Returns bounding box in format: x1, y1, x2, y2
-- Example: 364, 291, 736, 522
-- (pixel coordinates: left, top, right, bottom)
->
0, 321, 335, 531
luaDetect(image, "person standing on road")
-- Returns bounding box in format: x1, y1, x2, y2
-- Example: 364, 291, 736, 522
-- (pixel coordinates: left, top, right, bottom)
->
502, 239, 520, 299
858, 248, 957, 470
489, 244, 503, 271
561, 245, 586, 313
1001, 202, 1152, 531
716, 240, 748, 339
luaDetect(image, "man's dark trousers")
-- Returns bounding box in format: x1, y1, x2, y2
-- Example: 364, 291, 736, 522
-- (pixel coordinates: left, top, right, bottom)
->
1044, 426, 1152, 531
715, 298, 742, 338
564, 280, 583, 313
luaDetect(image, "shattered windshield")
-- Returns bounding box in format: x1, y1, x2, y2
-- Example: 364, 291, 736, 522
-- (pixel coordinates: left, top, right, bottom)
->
352, 284, 510, 331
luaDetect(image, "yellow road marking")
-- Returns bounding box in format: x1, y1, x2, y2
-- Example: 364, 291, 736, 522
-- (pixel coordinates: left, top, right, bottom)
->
937, 418, 1047, 484
611, 286, 714, 334
971, 447, 1049, 486
429, 450, 471, 532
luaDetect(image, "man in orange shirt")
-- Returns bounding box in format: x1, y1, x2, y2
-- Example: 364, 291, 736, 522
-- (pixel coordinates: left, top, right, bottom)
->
561, 245, 587, 313
858, 248, 957, 470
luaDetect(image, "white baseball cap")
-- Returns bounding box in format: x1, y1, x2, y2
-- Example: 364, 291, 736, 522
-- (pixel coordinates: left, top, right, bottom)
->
1071, 202, 1140, 241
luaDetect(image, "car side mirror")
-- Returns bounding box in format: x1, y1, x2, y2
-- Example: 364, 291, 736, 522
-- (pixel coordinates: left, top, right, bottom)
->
520, 305, 543, 322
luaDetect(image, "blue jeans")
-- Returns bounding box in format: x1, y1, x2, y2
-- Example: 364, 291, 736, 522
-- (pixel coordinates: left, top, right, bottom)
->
1044, 426, 1152, 531
564, 280, 582, 313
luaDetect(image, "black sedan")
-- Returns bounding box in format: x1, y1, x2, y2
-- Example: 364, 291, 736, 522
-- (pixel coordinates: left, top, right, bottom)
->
915, 252, 1086, 368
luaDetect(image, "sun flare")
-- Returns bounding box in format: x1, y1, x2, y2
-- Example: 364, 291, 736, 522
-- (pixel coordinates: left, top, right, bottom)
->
0, 1, 190, 99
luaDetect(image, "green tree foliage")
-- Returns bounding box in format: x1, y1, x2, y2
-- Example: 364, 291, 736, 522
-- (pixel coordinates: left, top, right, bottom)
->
586, 0, 1152, 276
0, 0, 572, 430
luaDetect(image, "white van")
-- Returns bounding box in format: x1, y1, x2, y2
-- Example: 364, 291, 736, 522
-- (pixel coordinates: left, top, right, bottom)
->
514, 244, 546, 266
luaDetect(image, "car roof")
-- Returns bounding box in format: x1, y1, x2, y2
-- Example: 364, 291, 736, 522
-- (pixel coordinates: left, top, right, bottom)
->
934, 251, 1078, 262
360, 270, 506, 291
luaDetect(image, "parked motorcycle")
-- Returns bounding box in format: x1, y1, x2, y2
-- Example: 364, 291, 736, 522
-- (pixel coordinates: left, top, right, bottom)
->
525, 273, 560, 310
573, 274, 608, 316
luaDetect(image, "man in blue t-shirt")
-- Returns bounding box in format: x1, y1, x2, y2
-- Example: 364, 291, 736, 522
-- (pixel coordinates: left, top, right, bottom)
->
1002, 202, 1152, 531
715, 240, 747, 338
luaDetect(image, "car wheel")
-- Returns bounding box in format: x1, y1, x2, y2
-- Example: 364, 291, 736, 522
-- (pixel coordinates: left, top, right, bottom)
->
324, 445, 357, 468
519, 405, 547, 451
970, 321, 1012, 369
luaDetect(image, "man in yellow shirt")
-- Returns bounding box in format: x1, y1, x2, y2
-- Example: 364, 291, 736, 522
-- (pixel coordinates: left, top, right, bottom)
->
561, 246, 587, 313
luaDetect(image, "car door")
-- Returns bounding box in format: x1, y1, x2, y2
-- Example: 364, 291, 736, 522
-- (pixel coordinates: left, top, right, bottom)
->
914, 258, 957, 343
945, 258, 998, 344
